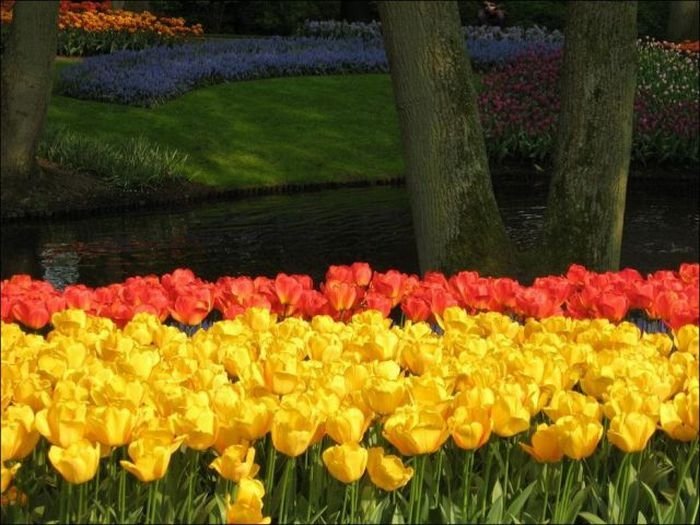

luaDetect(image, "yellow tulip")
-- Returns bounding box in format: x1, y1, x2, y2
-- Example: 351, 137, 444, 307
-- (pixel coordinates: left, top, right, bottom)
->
325, 406, 371, 445
86, 405, 135, 447
555, 415, 603, 460
226, 478, 271, 524
173, 405, 218, 451
366, 447, 413, 492
228, 397, 276, 444
263, 352, 300, 395
362, 377, 406, 415
343, 363, 370, 391
520, 424, 564, 463
209, 444, 260, 482
382, 405, 449, 456
120, 436, 182, 483
407, 375, 452, 413
1, 463, 21, 493
452, 386, 496, 409
35, 401, 88, 448
1, 405, 40, 461
659, 391, 699, 442
607, 412, 657, 452
48, 439, 100, 484
491, 393, 531, 438
544, 390, 603, 423
603, 387, 660, 421
271, 407, 319, 457
243, 307, 276, 333
448, 405, 492, 450
673, 324, 698, 357
322, 443, 368, 484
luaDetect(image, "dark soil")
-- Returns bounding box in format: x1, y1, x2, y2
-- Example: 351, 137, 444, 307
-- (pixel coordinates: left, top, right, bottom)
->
1, 159, 696, 222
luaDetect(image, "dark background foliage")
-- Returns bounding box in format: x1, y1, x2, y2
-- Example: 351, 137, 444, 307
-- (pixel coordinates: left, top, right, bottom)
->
147, 0, 670, 38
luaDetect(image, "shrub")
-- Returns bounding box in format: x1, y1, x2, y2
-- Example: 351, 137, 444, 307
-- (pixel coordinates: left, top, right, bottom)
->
38, 127, 191, 190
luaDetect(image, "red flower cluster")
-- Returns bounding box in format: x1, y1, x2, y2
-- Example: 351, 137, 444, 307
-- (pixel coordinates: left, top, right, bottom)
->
659, 39, 700, 54
1, 263, 698, 331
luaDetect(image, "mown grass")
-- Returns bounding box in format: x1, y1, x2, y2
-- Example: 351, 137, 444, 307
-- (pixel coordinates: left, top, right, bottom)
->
47, 58, 404, 188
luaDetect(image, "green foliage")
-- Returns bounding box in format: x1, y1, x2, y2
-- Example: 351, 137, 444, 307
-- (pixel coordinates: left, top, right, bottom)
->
460, 0, 671, 37
4, 436, 698, 524
57, 28, 183, 57
37, 127, 190, 190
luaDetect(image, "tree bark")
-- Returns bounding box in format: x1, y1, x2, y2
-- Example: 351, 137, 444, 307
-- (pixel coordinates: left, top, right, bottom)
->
379, 1, 514, 276
1, 0, 59, 182
541, 1, 637, 274
666, 1, 699, 41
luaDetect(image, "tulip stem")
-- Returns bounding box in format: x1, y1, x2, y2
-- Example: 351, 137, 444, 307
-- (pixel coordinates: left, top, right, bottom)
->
186, 450, 196, 523
480, 448, 493, 521
77, 483, 86, 523
541, 463, 550, 523
278, 457, 295, 524
264, 443, 277, 510
93, 460, 101, 518
462, 450, 474, 522
350, 481, 359, 524
408, 454, 427, 523
119, 459, 127, 524
669, 441, 697, 524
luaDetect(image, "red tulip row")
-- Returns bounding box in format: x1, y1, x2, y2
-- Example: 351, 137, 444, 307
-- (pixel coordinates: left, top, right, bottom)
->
1, 263, 698, 331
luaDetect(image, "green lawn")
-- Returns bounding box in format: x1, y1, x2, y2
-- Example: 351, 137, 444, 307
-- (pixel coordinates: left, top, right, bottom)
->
47, 61, 404, 188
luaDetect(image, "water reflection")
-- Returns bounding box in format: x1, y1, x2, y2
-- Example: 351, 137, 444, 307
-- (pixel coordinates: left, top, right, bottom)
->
1, 178, 698, 289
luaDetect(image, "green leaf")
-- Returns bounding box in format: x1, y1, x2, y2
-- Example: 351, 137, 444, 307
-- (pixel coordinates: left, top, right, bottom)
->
640, 480, 664, 524
564, 487, 591, 524
504, 480, 536, 522
578, 511, 607, 524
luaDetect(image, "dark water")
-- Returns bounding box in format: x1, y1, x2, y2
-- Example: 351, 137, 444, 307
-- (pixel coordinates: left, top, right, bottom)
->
1, 177, 698, 289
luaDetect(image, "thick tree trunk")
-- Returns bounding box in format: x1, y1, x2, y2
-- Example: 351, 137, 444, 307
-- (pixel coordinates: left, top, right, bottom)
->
667, 1, 699, 41
379, 1, 514, 276
1, 0, 59, 182
541, 1, 637, 274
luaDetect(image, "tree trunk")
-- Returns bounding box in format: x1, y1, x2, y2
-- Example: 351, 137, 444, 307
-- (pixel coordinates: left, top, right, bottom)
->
666, 1, 699, 41
0, 0, 59, 182
541, 1, 637, 274
379, 1, 514, 276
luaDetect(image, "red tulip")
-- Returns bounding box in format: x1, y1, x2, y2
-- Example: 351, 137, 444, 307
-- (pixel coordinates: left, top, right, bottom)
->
364, 292, 393, 317
169, 284, 214, 325
11, 298, 51, 330
595, 291, 629, 322
370, 270, 408, 307
323, 280, 358, 313
273, 274, 304, 316
63, 284, 95, 312
401, 295, 431, 323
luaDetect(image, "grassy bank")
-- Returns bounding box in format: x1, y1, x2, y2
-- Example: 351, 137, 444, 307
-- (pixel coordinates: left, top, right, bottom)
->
47, 60, 403, 188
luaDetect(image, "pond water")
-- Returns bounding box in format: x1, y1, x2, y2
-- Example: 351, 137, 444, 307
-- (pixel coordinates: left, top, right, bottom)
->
1, 177, 698, 289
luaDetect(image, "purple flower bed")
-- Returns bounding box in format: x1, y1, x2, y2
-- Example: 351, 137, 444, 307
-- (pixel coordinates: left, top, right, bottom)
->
58, 27, 563, 106
58, 37, 389, 106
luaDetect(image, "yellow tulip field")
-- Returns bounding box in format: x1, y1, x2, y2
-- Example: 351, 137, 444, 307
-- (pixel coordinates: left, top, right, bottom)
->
1, 306, 698, 523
